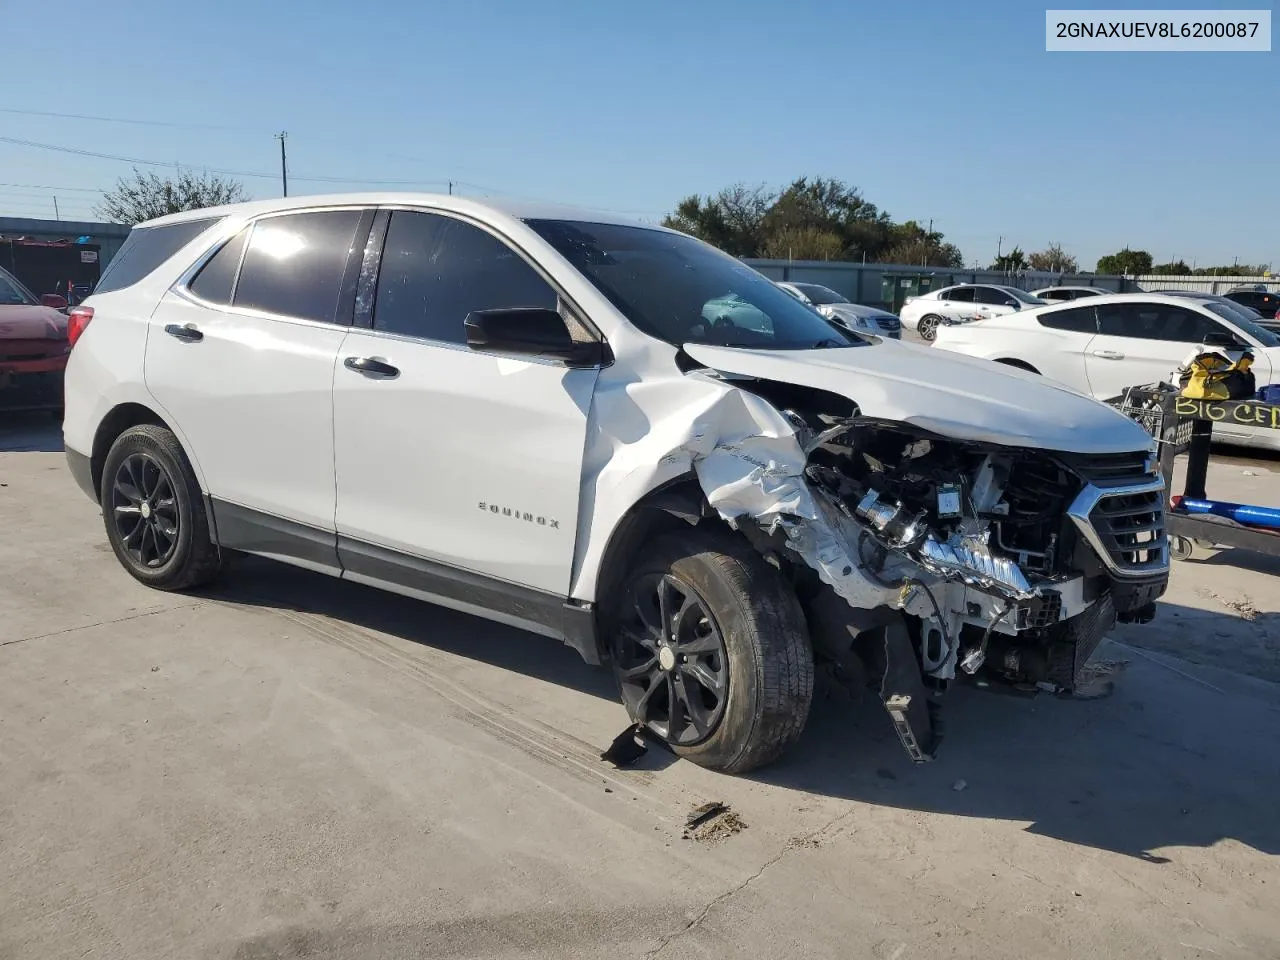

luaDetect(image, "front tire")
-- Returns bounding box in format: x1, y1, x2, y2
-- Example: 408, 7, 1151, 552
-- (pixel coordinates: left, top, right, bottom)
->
609, 528, 814, 774
100, 424, 223, 590
918, 314, 942, 341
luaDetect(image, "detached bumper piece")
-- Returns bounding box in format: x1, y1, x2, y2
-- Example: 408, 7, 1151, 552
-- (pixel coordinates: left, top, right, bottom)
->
875, 620, 942, 763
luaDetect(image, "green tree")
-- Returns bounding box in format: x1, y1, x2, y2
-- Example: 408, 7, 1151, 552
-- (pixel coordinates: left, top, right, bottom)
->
881, 220, 964, 268
1192, 264, 1266, 276
96, 167, 248, 225
661, 176, 966, 266
991, 246, 1028, 272
1095, 248, 1153, 275
1027, 243, 1078, 273
1150, 260, 1191, 275
760, 176, 894, 261
760, 225, 845, 261
661, 183, 774, 257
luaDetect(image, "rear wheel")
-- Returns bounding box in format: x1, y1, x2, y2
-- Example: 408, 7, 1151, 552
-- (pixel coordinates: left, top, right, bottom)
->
609, 528, 814, 774
918, 314, 942, 341
100, 424, 223, 590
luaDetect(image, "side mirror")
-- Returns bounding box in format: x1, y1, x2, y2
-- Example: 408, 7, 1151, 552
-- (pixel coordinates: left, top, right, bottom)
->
41, 294, 69, 310
1202, 330, 1245, 349
464, 308, 606, 367
1004, 299, 1020, 309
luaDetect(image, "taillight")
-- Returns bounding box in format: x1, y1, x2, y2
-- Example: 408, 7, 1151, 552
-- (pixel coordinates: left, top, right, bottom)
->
67, 306, 93, 348
1274, 307, 1279, 320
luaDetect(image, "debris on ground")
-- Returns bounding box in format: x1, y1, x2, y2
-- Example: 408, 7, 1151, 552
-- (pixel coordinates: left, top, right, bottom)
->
1069, 659, 1131, 700
682, 801, 747, 843
952, 779, 967, 792
599, 723, 648, 766
1221, 595, 1260, 622
787, 835, 821, 850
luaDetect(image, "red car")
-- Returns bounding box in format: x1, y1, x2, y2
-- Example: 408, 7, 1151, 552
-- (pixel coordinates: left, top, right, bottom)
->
0, 264, 71, 412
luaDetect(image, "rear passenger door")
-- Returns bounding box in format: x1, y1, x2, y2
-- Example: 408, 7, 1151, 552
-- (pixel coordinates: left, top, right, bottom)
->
1026, 303, 1099, 389
146, 208, 371, 569
331, 208, 600, 600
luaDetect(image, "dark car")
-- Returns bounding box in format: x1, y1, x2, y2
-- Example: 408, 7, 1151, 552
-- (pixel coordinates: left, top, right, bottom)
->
0, 265, 70, 411
1223, 285, 1280, 320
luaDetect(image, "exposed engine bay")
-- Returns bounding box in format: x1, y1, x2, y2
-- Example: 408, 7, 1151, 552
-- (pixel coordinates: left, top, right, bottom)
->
680, 374, 1170, 762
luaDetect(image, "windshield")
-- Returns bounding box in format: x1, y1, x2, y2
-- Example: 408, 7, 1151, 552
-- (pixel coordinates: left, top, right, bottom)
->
0, 269, 37, 306
1003, 287, 1046, 305
527, 220, 865, 350
792, 283, 849, 306
1205, 302, 1280, 347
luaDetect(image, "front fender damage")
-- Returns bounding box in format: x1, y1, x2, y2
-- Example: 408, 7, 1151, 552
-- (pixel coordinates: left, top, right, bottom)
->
661, 370, 1095, 762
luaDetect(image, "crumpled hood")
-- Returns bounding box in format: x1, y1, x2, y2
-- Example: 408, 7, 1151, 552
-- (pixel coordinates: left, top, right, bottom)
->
682, 339, 1154, 454
0, 305, 69, 340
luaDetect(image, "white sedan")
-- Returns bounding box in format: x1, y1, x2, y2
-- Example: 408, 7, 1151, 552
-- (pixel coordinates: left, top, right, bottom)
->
933, 293, 1280, 451
899, 284, 1046, 341
1031, 286, 1111, 302
775, 282, 902, 338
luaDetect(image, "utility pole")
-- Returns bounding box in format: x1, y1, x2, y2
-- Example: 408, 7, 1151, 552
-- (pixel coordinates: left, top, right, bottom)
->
53, 196, 60, 220
448, 181, 453, 195
275, 132, 288, 197
996, 235, 1004, 263
924, 218, 933, 267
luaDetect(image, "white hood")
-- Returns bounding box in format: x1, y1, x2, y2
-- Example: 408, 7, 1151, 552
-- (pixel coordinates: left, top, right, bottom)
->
682, 339, 1154, 454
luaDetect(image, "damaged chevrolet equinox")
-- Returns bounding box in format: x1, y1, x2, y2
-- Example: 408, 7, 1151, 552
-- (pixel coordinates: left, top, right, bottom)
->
64, 195, 1169, 772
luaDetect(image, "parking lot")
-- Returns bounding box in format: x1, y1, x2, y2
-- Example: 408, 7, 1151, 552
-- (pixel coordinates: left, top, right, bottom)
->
2, 407, 1279, 959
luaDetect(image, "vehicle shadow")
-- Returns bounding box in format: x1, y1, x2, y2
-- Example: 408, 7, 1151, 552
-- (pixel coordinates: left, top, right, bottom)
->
0, 412, 63, 453
204, 558, 1280, 861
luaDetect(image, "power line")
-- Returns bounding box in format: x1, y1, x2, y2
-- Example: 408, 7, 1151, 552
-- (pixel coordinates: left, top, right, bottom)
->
0, 105, 260, 133
0, 181, 105, 193
0, 134, 453, 186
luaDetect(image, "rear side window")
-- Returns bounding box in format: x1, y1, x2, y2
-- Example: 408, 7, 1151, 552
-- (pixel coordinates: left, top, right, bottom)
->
94, 217, 222, 294
947, 287, 975, 303
234, 211, 362, 324
373, 210, 557, 344
188, 228, 249, 305
1037, 305, 1098, 333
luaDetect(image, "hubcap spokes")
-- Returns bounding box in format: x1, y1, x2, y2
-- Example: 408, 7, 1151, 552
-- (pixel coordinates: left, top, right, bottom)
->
616, 573, 728, 746
111, 454, 178, 568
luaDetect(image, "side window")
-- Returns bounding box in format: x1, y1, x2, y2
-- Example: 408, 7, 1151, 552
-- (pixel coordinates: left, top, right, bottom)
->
233, 210, 363, 324
373, 211, 557, 344
974, 286, 1017, 306
188, 228, 249, 305
94, 217, 222, 294
1036, 305, 1098, 334
947, 287, 975, 303
1097, 303, 1221, 343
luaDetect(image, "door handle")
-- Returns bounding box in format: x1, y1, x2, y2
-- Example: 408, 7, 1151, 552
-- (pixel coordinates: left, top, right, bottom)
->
164, 323, 203, 343
1092, 349, 1125, 360
344, 356, 400, 378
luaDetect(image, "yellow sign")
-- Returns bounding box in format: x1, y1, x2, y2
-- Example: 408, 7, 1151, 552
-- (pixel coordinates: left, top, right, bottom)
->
1175, 396, 1280, 430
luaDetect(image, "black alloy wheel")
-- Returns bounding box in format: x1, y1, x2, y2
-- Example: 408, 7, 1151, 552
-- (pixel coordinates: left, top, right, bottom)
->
110, 452, 180, 568
615, 572, 729, 746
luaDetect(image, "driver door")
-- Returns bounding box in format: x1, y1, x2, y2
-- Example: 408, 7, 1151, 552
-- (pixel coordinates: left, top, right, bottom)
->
331, 209, 601, 599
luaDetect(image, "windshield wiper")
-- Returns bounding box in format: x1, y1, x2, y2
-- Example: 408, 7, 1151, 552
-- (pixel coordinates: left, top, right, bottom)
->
811, 338, 850, 349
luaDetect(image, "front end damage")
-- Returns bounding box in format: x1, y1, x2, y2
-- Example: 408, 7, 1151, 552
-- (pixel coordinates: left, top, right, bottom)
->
677, 371, 1169, 762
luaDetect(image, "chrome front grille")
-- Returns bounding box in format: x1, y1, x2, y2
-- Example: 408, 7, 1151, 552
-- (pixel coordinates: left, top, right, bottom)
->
1065, 466, 1169, 577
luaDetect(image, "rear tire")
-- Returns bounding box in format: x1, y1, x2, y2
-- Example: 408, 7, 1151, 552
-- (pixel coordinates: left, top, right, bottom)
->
100, 424, 223, 591
918, 314, 942, 341
609, 528, 814, 774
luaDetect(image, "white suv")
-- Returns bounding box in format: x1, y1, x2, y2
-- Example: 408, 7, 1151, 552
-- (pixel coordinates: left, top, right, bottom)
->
64, 194, 1168, 772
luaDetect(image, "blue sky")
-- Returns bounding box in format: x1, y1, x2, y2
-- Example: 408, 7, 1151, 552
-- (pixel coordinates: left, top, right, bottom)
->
3, 0, 1276, 269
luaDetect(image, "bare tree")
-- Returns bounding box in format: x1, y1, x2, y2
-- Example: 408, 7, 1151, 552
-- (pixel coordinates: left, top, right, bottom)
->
96, 167, 248, 224
1028, 243, 1079, 273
